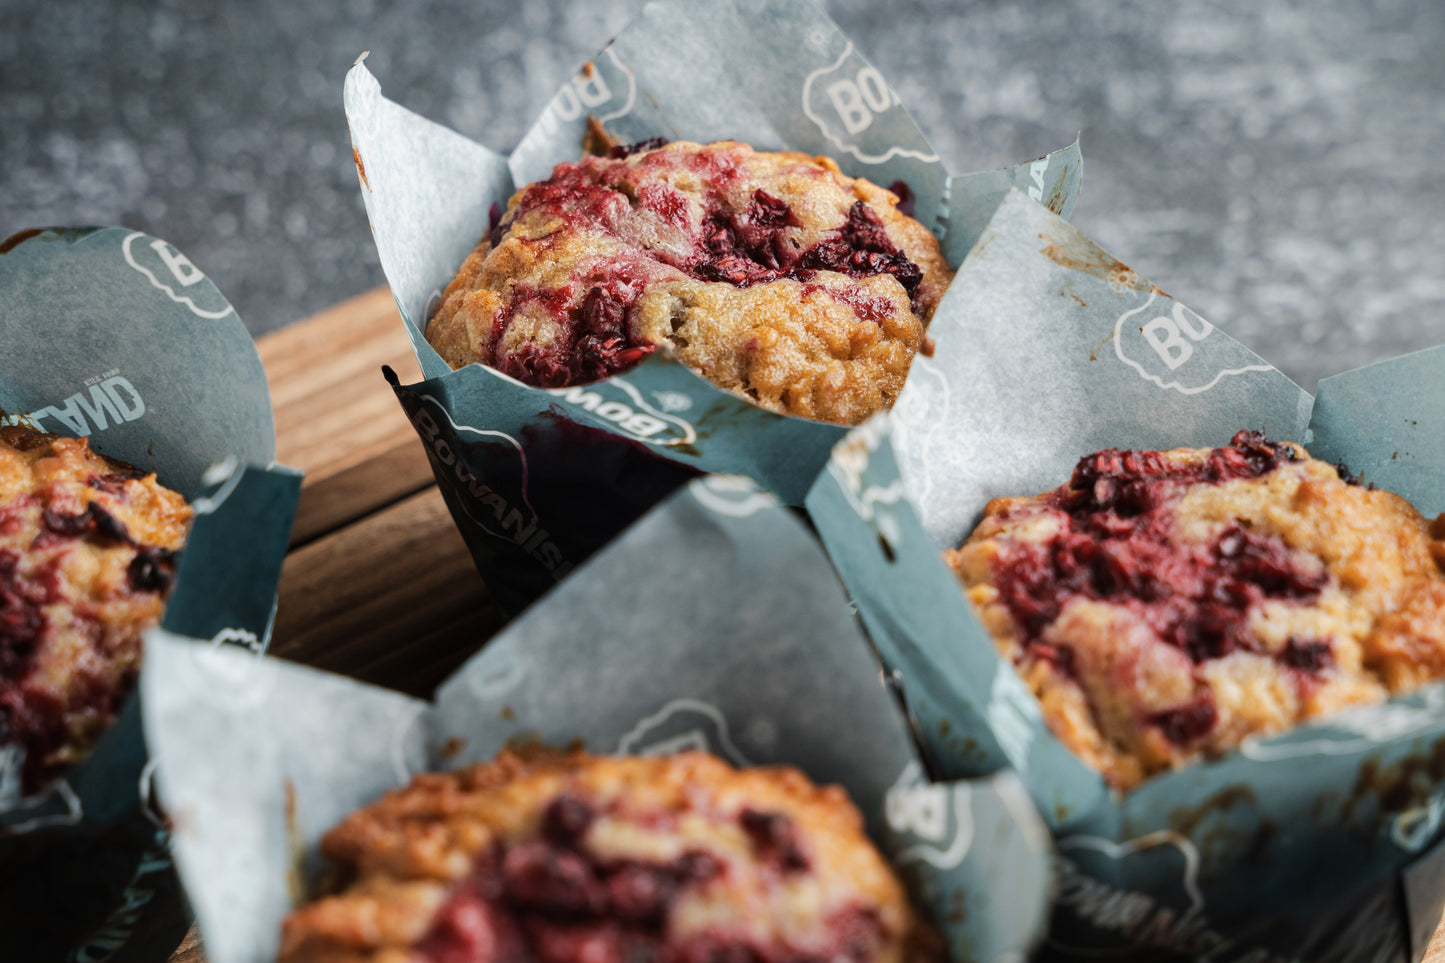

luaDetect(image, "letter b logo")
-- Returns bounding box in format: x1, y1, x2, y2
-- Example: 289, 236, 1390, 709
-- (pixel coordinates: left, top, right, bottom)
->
1140, 303, 1213, 371
121, 231, 234, 319
825, 65, 895, 135
803, 43, 938, 166
1113, 291, 1274, 395
150, 239, 204, 287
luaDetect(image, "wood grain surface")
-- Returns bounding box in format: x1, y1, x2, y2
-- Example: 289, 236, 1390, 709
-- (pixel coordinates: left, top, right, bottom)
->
166, 289, 1445, 961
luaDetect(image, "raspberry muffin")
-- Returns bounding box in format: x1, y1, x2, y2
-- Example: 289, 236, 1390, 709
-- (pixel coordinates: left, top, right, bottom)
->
427, 140, 954, 425
279, 749, 940, 963
949, 430, 1445, 791
0, 426, 190, 794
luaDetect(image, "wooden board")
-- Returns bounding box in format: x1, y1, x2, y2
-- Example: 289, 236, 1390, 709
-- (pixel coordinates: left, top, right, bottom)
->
166, 289, 1445, 961
256, 288, 502, 697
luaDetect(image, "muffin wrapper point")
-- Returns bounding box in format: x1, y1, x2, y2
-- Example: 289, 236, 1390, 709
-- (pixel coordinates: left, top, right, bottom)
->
0, 227, 301, 963
142, 474, 1054, 963
806, 189, 1445, 962
344, 0, 1083, 616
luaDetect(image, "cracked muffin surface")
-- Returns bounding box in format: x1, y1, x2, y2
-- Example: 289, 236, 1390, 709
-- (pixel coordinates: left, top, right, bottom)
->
949, 430, 1445, 791
0, 426, 189, 794
280, 749, 940, 963
427, 139, 953, 425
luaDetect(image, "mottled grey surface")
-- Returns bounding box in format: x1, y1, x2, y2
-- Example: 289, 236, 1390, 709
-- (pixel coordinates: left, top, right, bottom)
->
3, 0, 1443, 390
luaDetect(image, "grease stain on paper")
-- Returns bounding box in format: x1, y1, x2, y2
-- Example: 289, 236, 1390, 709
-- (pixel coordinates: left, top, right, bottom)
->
1038, 231, 1152, 293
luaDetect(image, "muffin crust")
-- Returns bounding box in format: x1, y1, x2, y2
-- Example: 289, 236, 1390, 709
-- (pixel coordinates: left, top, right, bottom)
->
280, 749, 939, 963
1, 426, 189, 792
428, 140, 953, 425
949, 431, 1445, 790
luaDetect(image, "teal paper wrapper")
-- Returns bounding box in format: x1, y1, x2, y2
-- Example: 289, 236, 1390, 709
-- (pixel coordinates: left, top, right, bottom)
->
142, 475, 1054, 963
807, 190, 1445, 962
344, 0, 1084, 616
0, 227, 301, 963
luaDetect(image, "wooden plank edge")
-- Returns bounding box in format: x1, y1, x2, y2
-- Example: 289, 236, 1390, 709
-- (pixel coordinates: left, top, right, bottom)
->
270, 487, 499, 690
288, 438, 438, 546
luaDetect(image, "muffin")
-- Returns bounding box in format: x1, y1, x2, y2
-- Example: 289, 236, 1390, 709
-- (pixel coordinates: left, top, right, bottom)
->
279, 748, 940, 963
0, 426, 190, 794
427, 140, 954, 425
948, 430, 1445, 791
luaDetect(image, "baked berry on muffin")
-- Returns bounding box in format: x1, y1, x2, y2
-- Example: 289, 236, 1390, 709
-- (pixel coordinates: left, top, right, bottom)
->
949, 430, 1445, 791
280, 748, 940, 963
0, 426, 190, 794
427, 140, 954, 425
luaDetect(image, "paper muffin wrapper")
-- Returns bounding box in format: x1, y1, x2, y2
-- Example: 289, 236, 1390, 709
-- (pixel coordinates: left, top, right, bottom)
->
807, 188, 1445, 962
143, 474, 1056, 963
0, 227, 301, 963
345, 0, 1084, 616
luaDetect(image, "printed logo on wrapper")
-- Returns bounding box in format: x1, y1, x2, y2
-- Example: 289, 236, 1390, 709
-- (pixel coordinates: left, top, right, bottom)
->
826, 416, 906, 551
0, 750, 84, 833
194, 456, 246, 513
802, 42, 938, 165
1114, 291, 1273, 396
1053, 831, 1401, 963
120, 232, 234, 320
22, 369, 146, 437
1051, 831, 1209, 957
464, 647, 528, 703
617, 699, 753, 766
1394, 789, 1445, 854
546, 376, 698, 448
650, 390, 693, 413
1241, 684, 1445, 763
884, 761, 973, 869
691, 476, 778, 518
1239, 685, 1445, 854
531, 47, 636, 141
176, 627, 275, 712
410, 397, 573, 580
1025, 156, 1058, 208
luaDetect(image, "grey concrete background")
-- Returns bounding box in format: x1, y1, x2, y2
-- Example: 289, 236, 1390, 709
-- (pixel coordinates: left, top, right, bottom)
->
2, 0, 1443, 391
